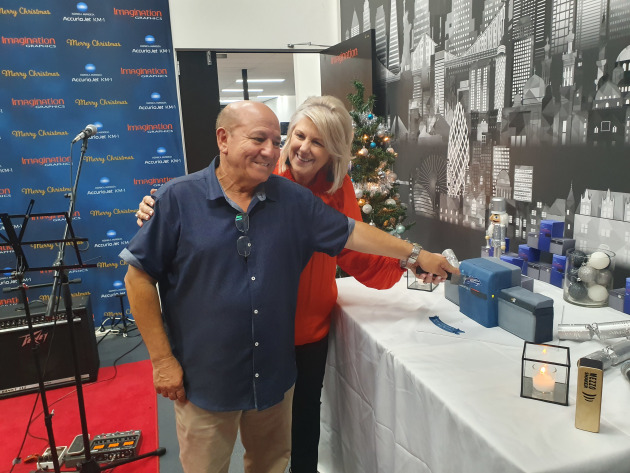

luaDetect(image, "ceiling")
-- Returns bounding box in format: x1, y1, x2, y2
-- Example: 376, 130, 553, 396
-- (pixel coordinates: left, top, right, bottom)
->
216, 53, 296, 104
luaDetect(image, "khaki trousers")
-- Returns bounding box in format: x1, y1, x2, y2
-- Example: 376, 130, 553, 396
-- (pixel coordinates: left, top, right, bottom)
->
174, 386, 294, 473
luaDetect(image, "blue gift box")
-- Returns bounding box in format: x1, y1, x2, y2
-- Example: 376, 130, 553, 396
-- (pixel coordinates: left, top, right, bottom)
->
552, 254, 567, 273
550, 268, 564, 288
625, 294, 630, 315
609, 288, 626, 313
626, 277, 630, 296
538, 235, 551, 252
458, 257, 520, 328
518, 244, 540, 263
500, 253, 525, 273
540, 219, 564, 238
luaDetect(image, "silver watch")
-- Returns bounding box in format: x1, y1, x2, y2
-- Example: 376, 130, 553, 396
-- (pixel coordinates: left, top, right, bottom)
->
401, 243, 423, 267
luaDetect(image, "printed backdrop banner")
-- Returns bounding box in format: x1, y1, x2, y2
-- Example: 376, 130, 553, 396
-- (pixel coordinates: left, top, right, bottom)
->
0, 1, 185, 326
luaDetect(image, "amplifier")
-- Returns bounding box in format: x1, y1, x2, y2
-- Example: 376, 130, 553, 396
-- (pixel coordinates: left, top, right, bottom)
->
90, 430, 142, 463
0, 295, 99, 399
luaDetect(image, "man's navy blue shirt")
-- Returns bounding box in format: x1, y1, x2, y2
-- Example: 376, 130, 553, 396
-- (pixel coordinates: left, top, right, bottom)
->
120, 158, 352, 412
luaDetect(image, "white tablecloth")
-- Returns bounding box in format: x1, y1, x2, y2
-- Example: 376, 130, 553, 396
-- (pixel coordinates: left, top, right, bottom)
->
319, 276, 630, 473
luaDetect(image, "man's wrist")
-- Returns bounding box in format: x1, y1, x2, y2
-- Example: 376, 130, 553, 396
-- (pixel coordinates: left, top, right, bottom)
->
400, 243, 423, 268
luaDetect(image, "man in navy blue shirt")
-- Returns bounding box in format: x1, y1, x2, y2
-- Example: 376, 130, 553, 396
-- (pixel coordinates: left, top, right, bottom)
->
121, 101, 456, 473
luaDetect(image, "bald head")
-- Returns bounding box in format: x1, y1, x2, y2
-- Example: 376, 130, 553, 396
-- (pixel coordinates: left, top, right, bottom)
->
216, 101, 280, 134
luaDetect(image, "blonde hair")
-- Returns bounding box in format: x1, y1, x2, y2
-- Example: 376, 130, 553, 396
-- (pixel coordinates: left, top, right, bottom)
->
279, 96, 353, 194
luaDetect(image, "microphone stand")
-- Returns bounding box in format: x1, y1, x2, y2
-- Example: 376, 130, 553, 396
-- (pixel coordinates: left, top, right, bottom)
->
2, 135, 165, 473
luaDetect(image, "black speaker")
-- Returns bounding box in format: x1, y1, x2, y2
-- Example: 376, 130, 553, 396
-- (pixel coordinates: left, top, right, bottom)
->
0, 295, 100, 399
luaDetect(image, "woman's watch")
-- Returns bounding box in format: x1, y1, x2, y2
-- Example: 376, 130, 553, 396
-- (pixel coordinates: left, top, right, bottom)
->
400, 243, 423, 268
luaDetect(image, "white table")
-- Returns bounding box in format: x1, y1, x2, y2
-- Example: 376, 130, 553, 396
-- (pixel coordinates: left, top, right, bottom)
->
319, 276, 630, 473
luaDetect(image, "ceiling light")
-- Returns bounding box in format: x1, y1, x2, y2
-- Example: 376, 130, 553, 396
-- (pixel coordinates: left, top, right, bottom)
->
236, 79, 285, 83
222, 88, 263, 93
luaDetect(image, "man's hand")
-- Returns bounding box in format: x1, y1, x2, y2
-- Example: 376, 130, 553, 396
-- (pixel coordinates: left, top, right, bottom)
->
152, 355, 187, 402
408, 251, 460, 285
136, 189, 157, 227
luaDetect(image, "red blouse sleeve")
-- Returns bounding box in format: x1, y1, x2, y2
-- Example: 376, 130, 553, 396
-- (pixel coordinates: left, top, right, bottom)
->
336, 176, 404, 289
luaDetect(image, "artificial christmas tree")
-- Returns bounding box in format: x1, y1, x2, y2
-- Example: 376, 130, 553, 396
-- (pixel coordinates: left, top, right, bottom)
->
347, 81, 412, 236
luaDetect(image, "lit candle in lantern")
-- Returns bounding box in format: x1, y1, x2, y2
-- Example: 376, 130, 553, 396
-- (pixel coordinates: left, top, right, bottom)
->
532, 363, 556, 393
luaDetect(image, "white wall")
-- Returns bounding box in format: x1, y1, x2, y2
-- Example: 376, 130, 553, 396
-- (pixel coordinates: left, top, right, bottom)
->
264, 96, 297, 123
293, 53, 323, 104
168, 0, 340, 50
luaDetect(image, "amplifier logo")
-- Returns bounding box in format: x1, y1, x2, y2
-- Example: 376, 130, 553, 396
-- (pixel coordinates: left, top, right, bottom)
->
0, 188, 11, 198
1, 36, 56, 48
120, 67, 167, 78
2, 69, 61, 79
12, 97, 65, 109
113, 7, 163, 20
0, 7, 51, 16
64, 3, 105, 22
21, 155, 71, 166
20, 330, 48, 347
127, 123, 173, 133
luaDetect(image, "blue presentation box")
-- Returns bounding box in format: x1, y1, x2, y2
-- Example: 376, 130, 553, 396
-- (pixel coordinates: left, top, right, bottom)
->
540, 219, 564, 238
552, 254, 567, 273
538, 235, 551, 252
626, 277, 630, 296
625, 295, 630, 315
500, 253, 525, 273
458, 257, 520, 328
518, 244, 540, 263
550, 268, 564, 288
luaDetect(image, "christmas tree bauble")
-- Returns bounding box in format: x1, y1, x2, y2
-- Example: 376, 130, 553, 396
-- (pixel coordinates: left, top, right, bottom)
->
362, 204, 373, 214
358, 198, 366, 207
385, 198, 396, 206
355, 189, 363, 199
396, 224, 405, 234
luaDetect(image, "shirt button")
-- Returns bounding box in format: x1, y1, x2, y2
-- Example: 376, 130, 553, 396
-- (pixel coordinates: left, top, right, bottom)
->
251, 276, 256, 281
255, 342, 259, 347
253, 309, 259, 314
255, 373, 260, 378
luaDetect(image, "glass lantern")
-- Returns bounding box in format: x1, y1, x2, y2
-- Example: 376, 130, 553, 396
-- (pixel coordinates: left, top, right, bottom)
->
407, 269, 436, 292
521, 342, 570, 406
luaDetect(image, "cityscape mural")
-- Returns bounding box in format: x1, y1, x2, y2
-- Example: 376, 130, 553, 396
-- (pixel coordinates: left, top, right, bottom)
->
339, 0, 630, 277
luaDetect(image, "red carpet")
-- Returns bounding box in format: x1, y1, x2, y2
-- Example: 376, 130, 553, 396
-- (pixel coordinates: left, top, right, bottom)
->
0, 360, 160, 473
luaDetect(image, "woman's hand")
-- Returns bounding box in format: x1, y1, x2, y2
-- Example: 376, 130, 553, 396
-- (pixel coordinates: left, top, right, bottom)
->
135, 189, 157, 227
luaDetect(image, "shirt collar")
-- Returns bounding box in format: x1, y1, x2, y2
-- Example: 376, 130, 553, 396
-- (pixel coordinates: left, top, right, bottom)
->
206, 156, 270, 203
